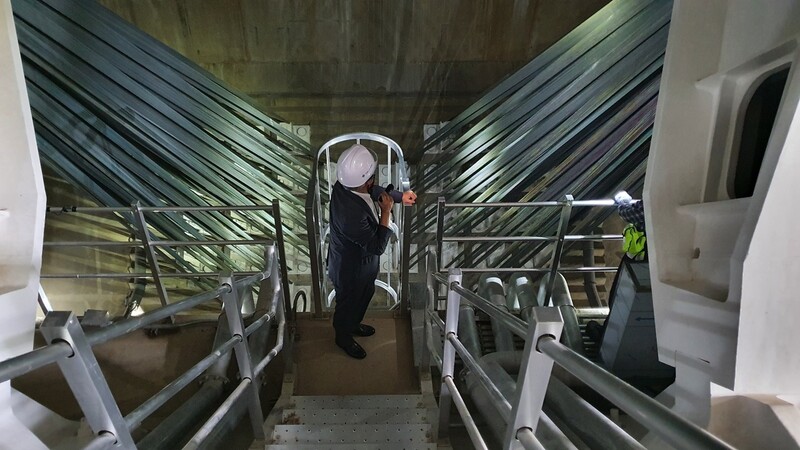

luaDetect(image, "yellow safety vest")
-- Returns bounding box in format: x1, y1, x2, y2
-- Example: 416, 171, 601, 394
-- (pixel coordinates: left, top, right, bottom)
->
622, 224, 647, 259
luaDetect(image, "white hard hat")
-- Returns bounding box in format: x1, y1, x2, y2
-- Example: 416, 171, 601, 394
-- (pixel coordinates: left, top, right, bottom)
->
337, 144, 377, 188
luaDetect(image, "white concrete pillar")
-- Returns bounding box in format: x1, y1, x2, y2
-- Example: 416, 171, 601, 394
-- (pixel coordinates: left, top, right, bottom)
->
0, 0, 47, 447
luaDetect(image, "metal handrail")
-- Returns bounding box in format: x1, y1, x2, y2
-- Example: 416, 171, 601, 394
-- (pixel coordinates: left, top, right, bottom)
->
429, 269, 735, 450
536, 337, 733, 450
40, 272, 262, 279
442, 199, 615, 208
125, 335, 241, 431
445, 267, 617, 274
441, 234, 622, 242
46, 205, 283, 213
435, 196, 625, 305
0, 244, 287, 448
41, 202, 290, 320
433, 272, 527, 338
444, 376, 489, 450
184, 378, 252, 449
0, 284, 230, 385
43, 205, 278, 253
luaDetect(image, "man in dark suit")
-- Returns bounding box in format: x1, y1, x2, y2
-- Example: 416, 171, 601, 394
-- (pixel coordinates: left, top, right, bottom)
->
327, 144, 415, 359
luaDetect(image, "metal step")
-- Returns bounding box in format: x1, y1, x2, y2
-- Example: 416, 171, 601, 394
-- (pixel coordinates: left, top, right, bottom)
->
281, 408, 432, 425
289, 395, 425, 410
270, 424, 432, 445
266, 445, 437, 450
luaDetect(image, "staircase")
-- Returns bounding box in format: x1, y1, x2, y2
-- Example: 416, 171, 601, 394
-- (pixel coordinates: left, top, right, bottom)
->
259, 313, 446, 450
265, 394, 438, 449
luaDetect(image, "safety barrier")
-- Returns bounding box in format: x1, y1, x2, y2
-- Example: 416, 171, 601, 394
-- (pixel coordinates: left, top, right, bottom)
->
424, 196, 735, 449
39, 202, 291, 320
435, 196, 623, 304
0, 243, 287, 449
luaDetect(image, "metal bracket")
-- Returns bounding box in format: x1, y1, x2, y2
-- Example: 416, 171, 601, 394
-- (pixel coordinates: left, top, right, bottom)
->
39, 311, 135, 448
503, 307, 564, 450
218, 273, 266, 439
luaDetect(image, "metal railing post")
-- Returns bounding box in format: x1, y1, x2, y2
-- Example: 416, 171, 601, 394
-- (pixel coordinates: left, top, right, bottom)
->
421, 250, 437, 371
132, 202, 171, 312
543, 195, 573, 304
305, 187, 325, 317
272, 200, 293, 322
399, 202, 413, 317
435, 197, 446, 271
503, 307, 564, 450
218, 273, 266, 440
39, 311, 135, 449
436, 268, 463, 443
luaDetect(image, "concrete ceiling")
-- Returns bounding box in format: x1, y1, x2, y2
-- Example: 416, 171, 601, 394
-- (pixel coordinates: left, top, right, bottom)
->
98, 0, 608, 155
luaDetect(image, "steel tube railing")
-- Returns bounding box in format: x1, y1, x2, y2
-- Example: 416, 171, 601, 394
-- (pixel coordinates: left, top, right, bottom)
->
444, 376, 489, 450
564, 234, 623, 241
42, 204, 284, 316
0, 341, 73, 384
447, 280, 528, 338
83, 432, 117, 450
433, 196, 625, 283
0, 275, 270, 443
442, 236, 557, 242
42, 241, 140, 247
537, 337, 734, 450
448, 334, 512, 421
151, 240, 273, 247
545, 377, 644, 449
142, 206, 273, 212
244, 312, 274, 337
183, 378, 252, 449
443, 267, 617, 274
40, 272, 262, 279
46, 205, 275, 213
433, 272, 529, 338
443, 200, 615, 208
441, 235, 622, 243
2, 234, 285, 449
125, 336, 241, 430
42, 239, 273, 247
517, 428, 546, 450
85, 286, 231, 346
253, 301, 286, 376
444, 202, 561, 208
427, 309, 445, 331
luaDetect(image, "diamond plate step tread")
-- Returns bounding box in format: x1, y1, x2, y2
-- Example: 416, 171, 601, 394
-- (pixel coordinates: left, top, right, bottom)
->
265, 445, 437, 450
270, 424, 432, 444
288, 395, 426, 410
281, 408, 432, 425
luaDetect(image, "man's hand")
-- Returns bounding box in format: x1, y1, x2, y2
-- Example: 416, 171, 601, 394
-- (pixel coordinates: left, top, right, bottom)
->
378, 192, 392, 227
402, 190, 417, 206
378, 191, 393, 214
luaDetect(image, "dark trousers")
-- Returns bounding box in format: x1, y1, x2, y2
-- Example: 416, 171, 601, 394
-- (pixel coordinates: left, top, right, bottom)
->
332, 260, 377, 341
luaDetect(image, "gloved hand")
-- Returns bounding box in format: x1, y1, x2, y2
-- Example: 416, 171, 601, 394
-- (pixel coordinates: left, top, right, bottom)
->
614, 191, 632, 205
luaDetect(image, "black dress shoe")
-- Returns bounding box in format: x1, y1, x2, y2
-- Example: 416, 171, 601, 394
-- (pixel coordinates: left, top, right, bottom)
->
352, 323, 375, 337
336, 338, 367, 359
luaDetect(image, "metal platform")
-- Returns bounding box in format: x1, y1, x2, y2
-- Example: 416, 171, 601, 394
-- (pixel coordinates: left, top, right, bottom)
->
264, 394, 439, 449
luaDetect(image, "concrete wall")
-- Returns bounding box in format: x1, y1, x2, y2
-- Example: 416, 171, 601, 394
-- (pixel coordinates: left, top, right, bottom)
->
97, 0, 607, 152
645, 0, 800, 429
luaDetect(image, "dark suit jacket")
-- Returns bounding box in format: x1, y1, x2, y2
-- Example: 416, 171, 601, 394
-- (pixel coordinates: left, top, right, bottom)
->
327, 181, 392, 287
